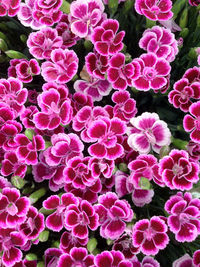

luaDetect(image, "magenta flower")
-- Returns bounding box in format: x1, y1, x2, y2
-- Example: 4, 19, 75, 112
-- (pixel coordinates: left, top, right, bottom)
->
169, 78, 200, 112
1, 151, 27, 178
41, 48, 79, 84
58, 247, 94, 267
60, 231, 88, 253
0, 228, 26, 266
132, 216, 169, 255
187, 141, 200, 162
94, 192, 133, 239
128, 112, 171, 154
33, 88, 72, 130
172, 254, 193, 267
189, 0, 200, 5
94, 250, 133, 267
43, 193, 79, 232
165, 192, 200, 242
15, 134, 45, 165
72, 105, 109, 142
132, 256, 160, 267
27, 89, 38, 104
135, 0, 173, 21
8, 59, 40, 83
72, 92, 93, 115
13, 259, 37, 267
43, 133, 84, 166
88, 117, 126, 160
132, 53, 171, 91
193, 250, 200, 266
74, 78, 112, 101
183, 66, 200, 84
0, 120, 22, 151
20, 106, 39, 129
45, 248, 62, 267
159, 149, 199, 190
17, 0, 44, 30
0, 78, 28, 118
85, 51, 109, 79
139, 26, 178, 62
91, 19, 125, 56
0, 107, 14, 128
0, 176, 12, 189
27, 27, 63, 60
107, 53, 135, 90
112, 91, 137, 122
69, 0, 104, 38
88, 157, 115, 178
35, 0, 62, 13
0, 187, 30, 228
64, 156, 98, 189
183, 101, 200, 143
65, 199, 99, 239
56, 14, 79, 49
0, 0, 20, 17
19, 206, 45, 240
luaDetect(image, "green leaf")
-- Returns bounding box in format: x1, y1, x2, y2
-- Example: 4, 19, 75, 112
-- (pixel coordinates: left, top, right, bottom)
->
108, 0, 118, 15
172, 0, 186, 19
5, 50, 27, 59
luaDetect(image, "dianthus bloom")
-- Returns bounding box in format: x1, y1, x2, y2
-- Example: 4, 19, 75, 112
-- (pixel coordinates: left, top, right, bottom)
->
132, 216, 169, 255
139, 26, 178, 62
91, 19, 125, 56
58, 247, 94, 267
8, 59, 40, 83
189, 0, 200, 6
183, 101, 200, 143
94, 192, 133, 239
88, 117, 126, 160
135, 0, 173, 21
165, 192, 200, 242
132, 256, 160, 267
193, 250, 200, 266
41, 48, 79, 84
132, 53, 171, 91
127, 112, 171, 154
69, 0, 105, 38
159, 149, 199, 190
0, 0, 20, 17
94, 250, 133, 267
172, 254, 193, 267
27, 27, 63, 60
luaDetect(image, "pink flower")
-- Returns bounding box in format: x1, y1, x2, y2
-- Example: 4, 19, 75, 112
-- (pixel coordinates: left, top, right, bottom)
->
135, 0, 173, 21
0, 187, 30, 228
71, 92, 93, 115
187, 141, 200, 162
41, 48, 79, 84
193, 250, 200, 266
27, 89, 38, 104
88, 157, 115, 178
0, 0, 20, 17
64, 156, 98, 189
132, 216, 169, 255
8, 59, 40, 83
35, 0, 62, 13
183, 66, 200, 83
27, 27, 63, 60
19, 206, 45, 240
1, 151, 27, 178
172, 254, 193, 267
189, 0, 200, 6
0, 228, 26, 266
139, 26, 178, 62
0, 107, 14, 128
183, 101, 200, 143
20, 106, 39, 129
165, 192, 200, 242
132, 53, 171, 91
94, 192, 133, 239
107, 53, 135, 90
43, 193, 79, 232
13, 259, 37, 267
15, 134, 45, 165
17, 0, 44, 30
56, 14, 79, 48
112, 91, 137, 122
60, 231, 88, 253
127, 112, 171, 154
94, 250, 133, 267
33, 88, 72, 130
43, 133, 84, 166
169, 76, 200, 112
0, 78, 28, 118
91, 19, 125, 56
85, 51, 109, 79
159, 149, 199, 190
74, 78, 112, 101
88, 117, 126, 160
65, 199, 99, 239
69, 0, 105, 38
72, 105, 109, 142
45, 248, 62, 267
58, 247, 94, 267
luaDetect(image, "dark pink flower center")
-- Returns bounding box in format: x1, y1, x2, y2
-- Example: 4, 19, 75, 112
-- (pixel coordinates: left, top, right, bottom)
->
57, 205, 66, 214
6, 202, 18, 216
143, 67, 156, 80
179, 213, 190, 224
172, 164, 183, 177
144, 227, 155, 241
78, 211, 89, 225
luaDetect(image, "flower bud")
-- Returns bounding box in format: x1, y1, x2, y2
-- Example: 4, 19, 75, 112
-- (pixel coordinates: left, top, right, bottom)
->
5, 50, 26, 59
39, 230, 49, 242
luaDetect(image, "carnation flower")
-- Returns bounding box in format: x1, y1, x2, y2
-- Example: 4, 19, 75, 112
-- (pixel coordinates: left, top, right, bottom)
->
0, 0, 20, 17
193, 250, 200, 266
127, 112, 171, 154
132, 216, 169, 255
60, 231, 88, 253
172, 254, 193, 267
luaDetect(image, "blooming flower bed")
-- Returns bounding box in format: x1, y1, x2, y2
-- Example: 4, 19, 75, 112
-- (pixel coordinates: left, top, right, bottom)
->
0, 0, 200, 266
